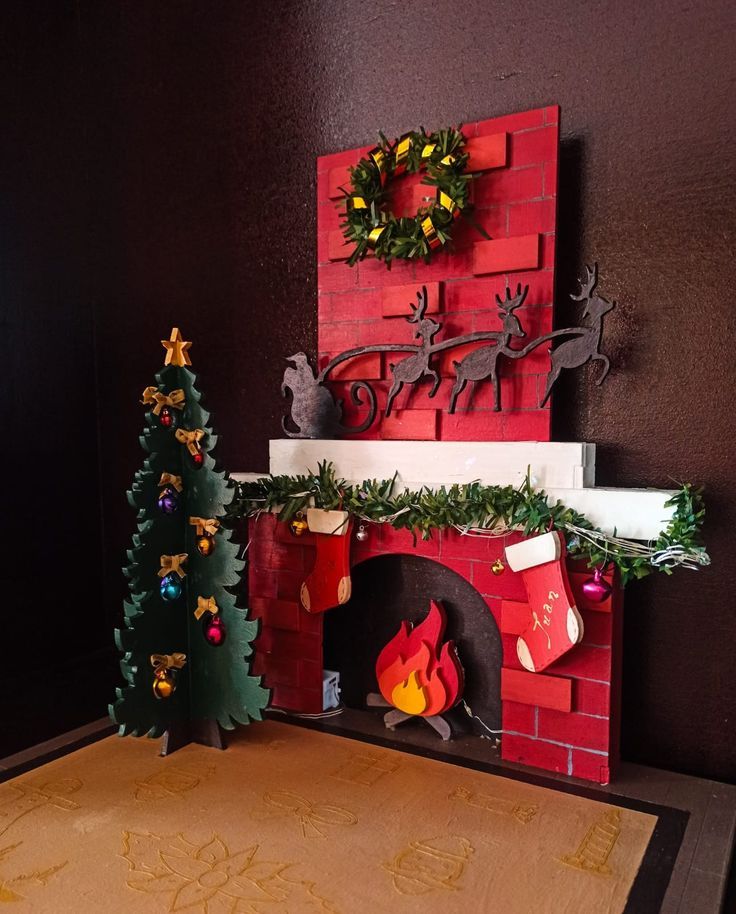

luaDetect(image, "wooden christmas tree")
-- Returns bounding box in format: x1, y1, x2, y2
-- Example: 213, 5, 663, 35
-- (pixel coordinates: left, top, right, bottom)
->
110, 328, 269, 753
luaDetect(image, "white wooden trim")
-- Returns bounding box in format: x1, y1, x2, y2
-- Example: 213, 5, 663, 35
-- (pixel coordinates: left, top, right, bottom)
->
268, 439, 596, 490
544, 487, 677, 540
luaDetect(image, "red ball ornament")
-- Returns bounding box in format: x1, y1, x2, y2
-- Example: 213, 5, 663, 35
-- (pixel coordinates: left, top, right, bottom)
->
191, 450, 204, 468
582, 567, 613, 603
159, 407, 174, 428
203, 614, 226, 646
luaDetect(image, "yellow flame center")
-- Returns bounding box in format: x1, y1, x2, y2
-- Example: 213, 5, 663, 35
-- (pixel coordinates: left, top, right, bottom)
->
391, 670, 428, 715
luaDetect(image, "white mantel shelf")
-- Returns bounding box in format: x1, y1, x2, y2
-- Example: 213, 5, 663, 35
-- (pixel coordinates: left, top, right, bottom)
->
232, 439, 676, 541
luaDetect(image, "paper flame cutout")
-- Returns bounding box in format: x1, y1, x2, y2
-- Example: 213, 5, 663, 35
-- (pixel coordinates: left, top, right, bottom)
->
375, 601, 464, 717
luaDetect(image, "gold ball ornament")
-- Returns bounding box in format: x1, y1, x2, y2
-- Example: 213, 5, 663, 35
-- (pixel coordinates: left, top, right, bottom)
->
152, 669, 176, 699
196, 534, 215, 556
289, 516, 308, 537
491, 558, 505, 576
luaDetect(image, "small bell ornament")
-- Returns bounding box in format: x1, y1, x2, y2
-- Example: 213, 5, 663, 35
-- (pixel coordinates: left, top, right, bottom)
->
196, 534, 215, 556
159, 406, 176, 429
289, 513, 308, 537
355, 524, 369, 542
491, 558, 505, 575
582, 566, 612, 603
152, 668, 176, 699
151, 652, 186, 699
157, 486, 179, 514
191, 448, 204, 468
203, 614, 226, 646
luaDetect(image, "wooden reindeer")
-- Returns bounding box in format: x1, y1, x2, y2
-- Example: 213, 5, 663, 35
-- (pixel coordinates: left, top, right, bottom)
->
539, 263, 614, 406
385, 287, 441, 416
449, 284, 528, 413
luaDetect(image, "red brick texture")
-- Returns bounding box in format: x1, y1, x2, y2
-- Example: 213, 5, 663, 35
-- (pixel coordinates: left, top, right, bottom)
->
249, 514, 622, 783
317, 107, 560, 441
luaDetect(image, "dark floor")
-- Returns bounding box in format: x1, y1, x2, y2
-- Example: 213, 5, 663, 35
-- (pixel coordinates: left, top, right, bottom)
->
1, 710, 734, 914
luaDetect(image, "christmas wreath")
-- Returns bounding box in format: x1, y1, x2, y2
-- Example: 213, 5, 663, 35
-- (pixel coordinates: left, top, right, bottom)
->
338, 127, 487, 267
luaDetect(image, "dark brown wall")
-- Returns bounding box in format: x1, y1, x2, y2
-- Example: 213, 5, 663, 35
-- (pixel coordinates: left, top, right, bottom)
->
2, 0, 734, 781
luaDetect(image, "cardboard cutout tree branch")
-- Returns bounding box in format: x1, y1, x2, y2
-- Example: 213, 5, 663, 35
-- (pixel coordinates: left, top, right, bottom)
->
110, 329, 269, 753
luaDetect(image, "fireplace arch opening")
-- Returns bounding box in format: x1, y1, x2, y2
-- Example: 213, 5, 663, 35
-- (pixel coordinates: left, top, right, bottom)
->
323, 553, 502, 738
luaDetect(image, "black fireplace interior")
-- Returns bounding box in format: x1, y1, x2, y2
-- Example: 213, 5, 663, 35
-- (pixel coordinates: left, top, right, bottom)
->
323, 554, 503, 740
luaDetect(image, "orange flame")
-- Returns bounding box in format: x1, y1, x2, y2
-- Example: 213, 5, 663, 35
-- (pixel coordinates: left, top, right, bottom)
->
375, 601, 464, 717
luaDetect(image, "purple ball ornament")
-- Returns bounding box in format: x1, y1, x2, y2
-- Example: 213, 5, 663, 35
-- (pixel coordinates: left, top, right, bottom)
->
203, 614, 226, 646
157, 486, 179, 514
582, 566, 613, 603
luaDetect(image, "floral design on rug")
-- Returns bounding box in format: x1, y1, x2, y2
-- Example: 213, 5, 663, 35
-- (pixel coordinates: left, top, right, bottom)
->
121, 831, 338, 912
0, 842, 67, 904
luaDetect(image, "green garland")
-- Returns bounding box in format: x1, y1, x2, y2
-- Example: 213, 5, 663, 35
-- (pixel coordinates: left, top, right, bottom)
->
338, 127, 487, 266
232, 462, 709, 586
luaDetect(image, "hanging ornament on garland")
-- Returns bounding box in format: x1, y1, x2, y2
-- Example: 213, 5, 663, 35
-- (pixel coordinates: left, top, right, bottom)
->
189, 516, 220, 556
194, 596, 226, 646
582, 566, 613, 603
338, 126, 488, 267
150, 652, 187, 699
355, 524, 369, 542
157, 473, 183, 514
289, 512, 308, 537
175, 428, 205, 469
158, 553, 187, 602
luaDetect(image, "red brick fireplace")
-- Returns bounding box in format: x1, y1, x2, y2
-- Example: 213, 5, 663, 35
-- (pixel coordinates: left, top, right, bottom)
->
240, 104, 663, 785
249, 513, 621, 784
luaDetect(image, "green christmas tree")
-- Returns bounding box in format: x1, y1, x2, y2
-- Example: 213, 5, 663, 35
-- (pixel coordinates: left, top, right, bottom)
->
110, 328, 269, 751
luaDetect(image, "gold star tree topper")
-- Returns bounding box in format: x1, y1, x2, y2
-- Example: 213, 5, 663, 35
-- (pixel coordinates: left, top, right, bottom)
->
161, 328, 192, 367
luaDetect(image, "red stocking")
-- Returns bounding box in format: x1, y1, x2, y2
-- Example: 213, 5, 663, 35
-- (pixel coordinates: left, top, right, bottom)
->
299, 509, 353, 614
504, 531, 583, 673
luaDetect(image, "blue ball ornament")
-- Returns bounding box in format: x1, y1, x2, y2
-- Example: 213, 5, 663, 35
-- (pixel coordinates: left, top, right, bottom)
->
160, 573, 182, 601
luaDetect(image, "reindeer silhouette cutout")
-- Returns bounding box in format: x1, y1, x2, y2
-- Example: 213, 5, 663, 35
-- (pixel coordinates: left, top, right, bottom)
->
539, 264, 614, 406
385, 287, 441, 416
449, 285, 528, 413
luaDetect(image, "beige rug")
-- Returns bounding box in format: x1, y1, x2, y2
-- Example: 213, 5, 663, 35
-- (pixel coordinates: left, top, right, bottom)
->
0, 721, 656, 913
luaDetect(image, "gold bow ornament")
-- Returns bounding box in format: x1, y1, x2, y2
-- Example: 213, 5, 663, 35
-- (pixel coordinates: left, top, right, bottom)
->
150, 652, 187, 673
155, 389, 184, 415
175, 428, 205, 455
159, 473, 183, 493
158, 554, 188, 579
189, 517, 220, 536
194, 596, 219, 621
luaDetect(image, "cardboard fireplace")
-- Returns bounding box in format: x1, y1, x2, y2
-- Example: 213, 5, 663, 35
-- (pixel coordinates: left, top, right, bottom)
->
237, 106, 680, 786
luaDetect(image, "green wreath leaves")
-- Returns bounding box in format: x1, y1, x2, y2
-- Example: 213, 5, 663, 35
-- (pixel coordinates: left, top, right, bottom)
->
338, 126, 487, 267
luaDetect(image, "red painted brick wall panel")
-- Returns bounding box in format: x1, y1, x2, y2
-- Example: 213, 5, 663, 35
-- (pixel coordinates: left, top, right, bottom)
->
502, 733, 569, 774
382, 281, 442, 317
501, 668, 572, 712
502, 700, 537, 735
317, 108, 558, 442
537, 708, 610, 752
571, 750, 610, 784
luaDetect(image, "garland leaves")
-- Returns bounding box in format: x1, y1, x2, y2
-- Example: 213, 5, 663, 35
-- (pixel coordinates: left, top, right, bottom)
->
339, 127, 487, 266
233, 462, 709, 586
